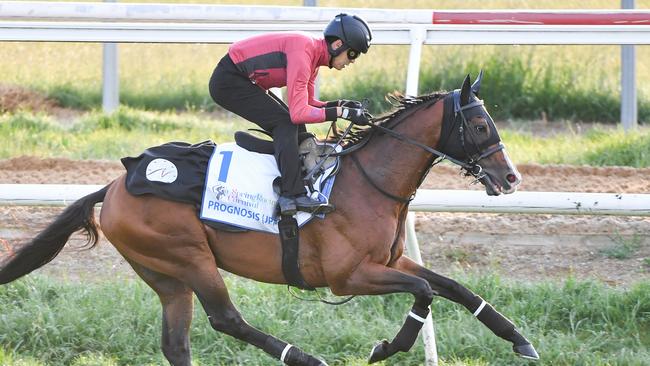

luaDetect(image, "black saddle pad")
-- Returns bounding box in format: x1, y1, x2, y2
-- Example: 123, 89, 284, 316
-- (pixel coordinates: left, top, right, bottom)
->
121, 140, 215, 205
121, 140, 248, 232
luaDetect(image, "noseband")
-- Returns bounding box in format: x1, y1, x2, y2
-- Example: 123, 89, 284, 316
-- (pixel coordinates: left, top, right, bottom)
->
348, 91, 503, 203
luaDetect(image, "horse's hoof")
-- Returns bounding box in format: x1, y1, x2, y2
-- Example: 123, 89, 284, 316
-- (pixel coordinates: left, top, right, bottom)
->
513, 343, 539, 360
367, 340, 390, 364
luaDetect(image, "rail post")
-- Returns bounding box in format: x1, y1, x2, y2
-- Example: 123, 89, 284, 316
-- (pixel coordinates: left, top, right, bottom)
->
405, 211, 438, 366
405, 26, 426, 96
621, 0, 637, 131
102, 0, 119, 113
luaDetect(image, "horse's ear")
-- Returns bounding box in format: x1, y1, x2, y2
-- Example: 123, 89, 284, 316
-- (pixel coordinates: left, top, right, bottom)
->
471, 69, 484, 97
460, 74, 471, 105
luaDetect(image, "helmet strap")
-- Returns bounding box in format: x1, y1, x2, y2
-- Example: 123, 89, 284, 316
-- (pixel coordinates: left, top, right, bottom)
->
327, 40, 348, 68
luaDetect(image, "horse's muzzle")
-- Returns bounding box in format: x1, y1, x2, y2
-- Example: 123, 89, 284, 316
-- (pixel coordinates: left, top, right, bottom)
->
480, 174, 502, 196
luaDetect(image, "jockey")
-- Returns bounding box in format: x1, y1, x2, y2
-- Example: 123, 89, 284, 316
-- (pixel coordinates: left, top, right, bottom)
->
209, 13, 372, 215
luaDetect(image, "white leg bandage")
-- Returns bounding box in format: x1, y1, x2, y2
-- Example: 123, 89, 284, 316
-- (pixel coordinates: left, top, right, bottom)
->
408, 310, 427, 323
280, 344, 293, 362
473, 300, 487, 317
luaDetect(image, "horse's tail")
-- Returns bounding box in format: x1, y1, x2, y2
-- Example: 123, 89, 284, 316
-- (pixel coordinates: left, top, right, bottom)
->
0, 184, 110, 284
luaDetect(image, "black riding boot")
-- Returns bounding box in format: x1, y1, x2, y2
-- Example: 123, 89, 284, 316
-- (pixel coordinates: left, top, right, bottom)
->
271, 123, 325, 215
278, 194, 324, 216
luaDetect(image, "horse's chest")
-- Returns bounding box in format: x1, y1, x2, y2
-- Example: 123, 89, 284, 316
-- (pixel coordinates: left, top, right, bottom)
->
365, 230, 401, 265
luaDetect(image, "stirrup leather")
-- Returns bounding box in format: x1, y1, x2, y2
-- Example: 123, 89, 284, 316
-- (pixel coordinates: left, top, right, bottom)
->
278, 216, 314, 290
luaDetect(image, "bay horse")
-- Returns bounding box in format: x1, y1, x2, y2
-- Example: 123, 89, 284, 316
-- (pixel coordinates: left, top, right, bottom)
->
0, 73, 539, 365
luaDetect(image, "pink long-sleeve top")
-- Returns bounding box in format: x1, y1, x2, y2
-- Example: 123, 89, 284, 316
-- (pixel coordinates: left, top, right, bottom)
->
228, 32, 331, 124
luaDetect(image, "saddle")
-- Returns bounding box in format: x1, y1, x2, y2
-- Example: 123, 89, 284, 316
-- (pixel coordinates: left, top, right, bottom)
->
234, 131, 339, 190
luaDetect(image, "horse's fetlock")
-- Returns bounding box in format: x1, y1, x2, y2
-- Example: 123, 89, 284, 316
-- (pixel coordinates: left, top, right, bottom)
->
283, 346, 322, 366
368, 340, 395, 364
510, 329, 529, 346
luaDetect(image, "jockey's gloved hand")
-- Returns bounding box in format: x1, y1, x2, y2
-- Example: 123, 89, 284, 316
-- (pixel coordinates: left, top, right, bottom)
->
341, 107, 370, 126
325, 100, 363, 109
340, 100, 364, 109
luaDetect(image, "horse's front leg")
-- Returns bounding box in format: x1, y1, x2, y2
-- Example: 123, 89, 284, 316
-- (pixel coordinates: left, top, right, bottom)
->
327, 261, 435, 364
392, 256, 540, 360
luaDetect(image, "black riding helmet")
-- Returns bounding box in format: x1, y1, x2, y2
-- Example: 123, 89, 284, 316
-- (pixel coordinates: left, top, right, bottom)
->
324, 13, 372, 59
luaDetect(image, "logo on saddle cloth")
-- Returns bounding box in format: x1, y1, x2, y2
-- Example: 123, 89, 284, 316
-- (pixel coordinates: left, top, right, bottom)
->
145, 158, 179, 183
200, 142, 340, 234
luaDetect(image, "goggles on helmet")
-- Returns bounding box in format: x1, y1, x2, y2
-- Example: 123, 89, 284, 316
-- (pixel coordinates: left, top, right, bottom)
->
346, 49, 360, 60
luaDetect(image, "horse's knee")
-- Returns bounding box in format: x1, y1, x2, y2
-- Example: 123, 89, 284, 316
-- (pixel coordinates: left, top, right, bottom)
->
414, 279, 434, 308
208, 310, 247, 337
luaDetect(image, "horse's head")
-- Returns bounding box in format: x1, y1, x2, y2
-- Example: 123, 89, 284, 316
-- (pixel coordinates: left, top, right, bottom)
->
439, 71, 521, 195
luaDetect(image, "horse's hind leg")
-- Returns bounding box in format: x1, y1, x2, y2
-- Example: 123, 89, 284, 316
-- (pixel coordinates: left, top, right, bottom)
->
187, 265, 327, 366
126, 260, 193, 366
393, 256, 539, 360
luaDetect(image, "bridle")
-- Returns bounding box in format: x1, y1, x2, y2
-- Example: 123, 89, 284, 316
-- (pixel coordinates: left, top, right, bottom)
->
347, 90, 504, 204
442, 89, 505, 180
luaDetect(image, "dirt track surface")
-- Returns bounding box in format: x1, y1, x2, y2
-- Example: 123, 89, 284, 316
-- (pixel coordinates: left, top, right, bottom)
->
1, 157, 649, 286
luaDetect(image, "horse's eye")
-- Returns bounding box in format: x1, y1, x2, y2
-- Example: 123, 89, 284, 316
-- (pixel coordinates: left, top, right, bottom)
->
475, 125, 487, 133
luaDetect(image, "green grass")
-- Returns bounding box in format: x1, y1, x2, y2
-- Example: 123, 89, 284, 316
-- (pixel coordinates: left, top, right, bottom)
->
4, 43, 649, 123
0, 274, 648, 366
3, 109, 650, 168
0, 108, 233, 159
501, 127, 650, 167
336, 45, 650, 123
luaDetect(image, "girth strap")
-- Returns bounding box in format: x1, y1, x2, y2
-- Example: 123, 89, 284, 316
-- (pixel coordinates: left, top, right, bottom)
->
278, 216, 314, 290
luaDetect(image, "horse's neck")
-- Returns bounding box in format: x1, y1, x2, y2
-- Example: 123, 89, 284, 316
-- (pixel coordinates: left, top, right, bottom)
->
354, 100, 445, 203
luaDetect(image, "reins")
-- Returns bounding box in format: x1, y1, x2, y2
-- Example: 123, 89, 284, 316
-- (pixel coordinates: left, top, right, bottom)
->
368, 119, 475, 171
344, 93, 504, 204
287, 285, 356, 305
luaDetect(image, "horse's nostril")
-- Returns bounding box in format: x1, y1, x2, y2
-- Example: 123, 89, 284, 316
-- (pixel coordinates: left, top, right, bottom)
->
506, 174, 517, 183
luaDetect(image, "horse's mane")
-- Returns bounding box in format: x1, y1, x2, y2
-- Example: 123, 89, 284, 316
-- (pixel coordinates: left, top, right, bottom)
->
338, 91, 449, 148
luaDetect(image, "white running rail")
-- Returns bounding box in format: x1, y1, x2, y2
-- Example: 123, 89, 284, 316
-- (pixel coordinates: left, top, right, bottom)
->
1, 184, 649, 216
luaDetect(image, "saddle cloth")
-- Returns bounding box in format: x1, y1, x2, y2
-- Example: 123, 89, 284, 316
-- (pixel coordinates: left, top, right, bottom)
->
122, 141, 339, 234
200, 142, 338, 233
